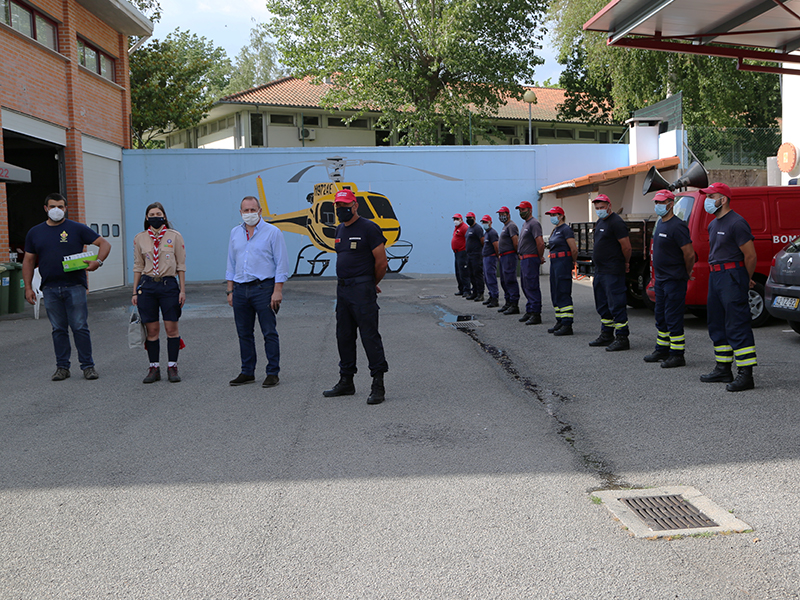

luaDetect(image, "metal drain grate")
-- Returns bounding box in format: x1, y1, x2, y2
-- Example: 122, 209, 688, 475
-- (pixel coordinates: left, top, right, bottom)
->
451, 319, 484, 329
419, 294, 446, 299
621, 495, 719, 531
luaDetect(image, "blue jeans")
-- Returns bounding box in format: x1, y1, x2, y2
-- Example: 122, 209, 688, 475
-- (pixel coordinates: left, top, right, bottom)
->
42, 285, 94, 370
232, 279, 280, 376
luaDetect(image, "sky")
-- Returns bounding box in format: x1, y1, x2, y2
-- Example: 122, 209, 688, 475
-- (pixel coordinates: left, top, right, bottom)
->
150, 0, 564, 85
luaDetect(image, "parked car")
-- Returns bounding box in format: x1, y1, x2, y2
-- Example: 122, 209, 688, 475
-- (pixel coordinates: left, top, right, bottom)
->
765, 238, 800, 335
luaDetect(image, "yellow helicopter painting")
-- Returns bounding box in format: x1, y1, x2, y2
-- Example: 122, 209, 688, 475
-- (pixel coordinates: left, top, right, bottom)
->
210, 157, 461, 275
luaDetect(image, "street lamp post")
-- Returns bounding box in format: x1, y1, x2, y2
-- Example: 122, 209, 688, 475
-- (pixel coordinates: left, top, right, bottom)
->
523, 89, 538, 145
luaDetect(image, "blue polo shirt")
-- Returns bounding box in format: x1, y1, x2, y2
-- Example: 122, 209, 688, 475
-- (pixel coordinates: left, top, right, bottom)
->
24, 219, 100, 289
653, 216, 693, 281
708, 211, 753, 265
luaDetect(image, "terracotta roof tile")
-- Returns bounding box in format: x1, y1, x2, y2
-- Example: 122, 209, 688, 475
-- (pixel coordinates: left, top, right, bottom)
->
219, 77, 601, 123
540, 156, 681, 193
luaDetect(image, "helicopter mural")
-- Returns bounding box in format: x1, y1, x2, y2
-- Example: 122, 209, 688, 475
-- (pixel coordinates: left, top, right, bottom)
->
210, 157, 462, 276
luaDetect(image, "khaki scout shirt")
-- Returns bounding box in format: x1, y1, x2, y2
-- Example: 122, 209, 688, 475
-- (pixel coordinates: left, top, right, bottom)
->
133, 229, 186, 277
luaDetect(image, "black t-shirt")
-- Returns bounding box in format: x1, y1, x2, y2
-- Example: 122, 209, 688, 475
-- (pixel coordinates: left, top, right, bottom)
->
465, 223, 484, 254
653, 216, 693, 281
24, 219, 99, 289
592, 212, 629, 274
482, 227, 499, 257
335, 217, 387, 279
708, 211, 753, 265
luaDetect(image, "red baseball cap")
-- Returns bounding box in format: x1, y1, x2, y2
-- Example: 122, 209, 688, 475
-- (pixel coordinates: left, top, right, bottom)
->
515, 201, 532, 210
700, 182, 732, 199
480, 214, 492, 223
592, 194, 611, 204
334, 189, 357, 204
465, 211, 476, 218
453, 213, 463, 220
497, 206, 510, 214
545, 206, 565, 215
653, 190, 675, 202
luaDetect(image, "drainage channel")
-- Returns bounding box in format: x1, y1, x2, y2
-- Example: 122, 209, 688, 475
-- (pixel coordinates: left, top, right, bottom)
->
436, 305, 632, 491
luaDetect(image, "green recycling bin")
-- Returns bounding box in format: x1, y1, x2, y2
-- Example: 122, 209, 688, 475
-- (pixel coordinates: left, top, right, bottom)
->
0, 264, 9, 316
2, 262, 25, 314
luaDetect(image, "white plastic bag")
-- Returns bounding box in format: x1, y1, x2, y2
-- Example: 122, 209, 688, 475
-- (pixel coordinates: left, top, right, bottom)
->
128, 308, 146, 350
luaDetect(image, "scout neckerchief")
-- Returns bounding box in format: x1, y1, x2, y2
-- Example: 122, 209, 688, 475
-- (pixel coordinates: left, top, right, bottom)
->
147, 226, 167, 275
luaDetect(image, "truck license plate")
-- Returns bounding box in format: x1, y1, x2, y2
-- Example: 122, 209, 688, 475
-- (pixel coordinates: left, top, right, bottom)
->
772, 296, 800, 310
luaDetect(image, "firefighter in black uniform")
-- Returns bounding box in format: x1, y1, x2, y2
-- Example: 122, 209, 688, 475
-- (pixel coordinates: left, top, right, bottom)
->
698, 182, 757, 392
464, 211, 485, 302
322, 189, 389, 404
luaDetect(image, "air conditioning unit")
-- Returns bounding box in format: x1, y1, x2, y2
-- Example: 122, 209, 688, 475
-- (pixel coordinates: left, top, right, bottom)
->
511, 137, 522, 145
299, 127, 316, 141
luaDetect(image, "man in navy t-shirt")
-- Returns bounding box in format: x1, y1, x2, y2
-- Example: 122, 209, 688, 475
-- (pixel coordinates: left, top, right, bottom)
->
22, 193, 111, 381
698, 182, 757, 391
643, 190, 695, 368
322, 189, 389, 405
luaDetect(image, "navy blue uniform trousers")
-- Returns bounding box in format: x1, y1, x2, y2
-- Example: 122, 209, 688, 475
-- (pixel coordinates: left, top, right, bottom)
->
593, 271, 629, 336
483, 255, 499, 299
498, 253, 519, 303
454, 250, 470, 294
336, 278, 389, 377
653, 278, 687, 355
707, 267, 757, 367
467, 252, 484, 295
520, 256, 542, 313
549, 256, 574, 325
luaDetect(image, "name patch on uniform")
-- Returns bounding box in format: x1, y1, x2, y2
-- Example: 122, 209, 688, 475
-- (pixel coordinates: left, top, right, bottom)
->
659, 233, 667, 238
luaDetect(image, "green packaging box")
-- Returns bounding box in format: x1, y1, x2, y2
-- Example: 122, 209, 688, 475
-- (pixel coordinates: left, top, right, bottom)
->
62, 251, 98, 272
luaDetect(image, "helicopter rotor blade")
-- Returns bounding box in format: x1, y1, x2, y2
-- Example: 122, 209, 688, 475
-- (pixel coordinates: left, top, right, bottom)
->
357, 160, 462, 181
208, 160, 326, 184
287, 164, 321, 183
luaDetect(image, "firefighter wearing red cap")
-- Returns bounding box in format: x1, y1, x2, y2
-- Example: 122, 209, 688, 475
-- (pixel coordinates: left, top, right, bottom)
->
463, 211, 485, 301
451, 213, 470, 296
479, 215, 500, 308
544, 206, 578, 336
322, 189, 389, 404
515, 200, 545, 324
496, 206, 520, 314
589, 194, 632, 351
698, 182, 757, 391
644, 190, 695, 368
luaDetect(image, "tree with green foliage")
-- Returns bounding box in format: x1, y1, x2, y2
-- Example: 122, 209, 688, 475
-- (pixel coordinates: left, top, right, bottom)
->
547, 0, 781, 129
266, 0, 549, 145
130, 31, 231, 148
226, 23, 285, 94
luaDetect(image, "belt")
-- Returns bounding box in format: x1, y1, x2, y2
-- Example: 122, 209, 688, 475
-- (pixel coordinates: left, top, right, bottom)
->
549, 251, 572, 259
141, 274, 175, 283
499, 250, 516, 257
338, 275, 374, 286
239, 277, 274, 285
710, 261, 745, 272
520, 254, 539, 259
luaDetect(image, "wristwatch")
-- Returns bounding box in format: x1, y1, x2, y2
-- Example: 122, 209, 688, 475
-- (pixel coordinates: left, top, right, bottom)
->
96, 258, 104, 267
226, 290, 233, 296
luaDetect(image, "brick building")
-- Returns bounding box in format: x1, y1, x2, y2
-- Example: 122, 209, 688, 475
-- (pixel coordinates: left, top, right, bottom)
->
1, 0, 151, 289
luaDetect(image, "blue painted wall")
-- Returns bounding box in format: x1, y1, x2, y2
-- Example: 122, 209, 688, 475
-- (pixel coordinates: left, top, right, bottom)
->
122, 145, 628, 282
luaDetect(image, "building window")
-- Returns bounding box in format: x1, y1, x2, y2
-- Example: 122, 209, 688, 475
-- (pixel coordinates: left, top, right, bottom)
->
328, 117, 369, 128
250, 113, 264, 146
78, 38, 115, 81
537, 128, 556, 138
1, 0, 58, 50
301, 116, 319, 126
556, 129, 574, 139
270, 114, 294, 125
578, 130, 596, 140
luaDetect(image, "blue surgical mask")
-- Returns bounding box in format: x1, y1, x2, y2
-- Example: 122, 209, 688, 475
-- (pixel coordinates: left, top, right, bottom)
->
704, 197, 720, 215
595, 209, 608, 219
481, 223, 490, 231
550, 216, 559, 226
654, 204, 669, 217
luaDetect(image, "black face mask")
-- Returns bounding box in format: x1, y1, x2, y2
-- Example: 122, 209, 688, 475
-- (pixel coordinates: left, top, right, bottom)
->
147, 217, 166, 229
466, 218, 475, 226
519, 210, 530, 220
499, 214, 509, 224
336, 206, 354, 223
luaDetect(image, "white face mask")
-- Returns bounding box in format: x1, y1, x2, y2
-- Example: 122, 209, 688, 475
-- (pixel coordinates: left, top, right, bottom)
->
453, 219, 462, 226
48, 207, 65, 222
242, 212, 261, 226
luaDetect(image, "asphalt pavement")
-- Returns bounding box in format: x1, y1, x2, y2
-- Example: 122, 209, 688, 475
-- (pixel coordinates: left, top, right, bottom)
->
1, 273, 799, 599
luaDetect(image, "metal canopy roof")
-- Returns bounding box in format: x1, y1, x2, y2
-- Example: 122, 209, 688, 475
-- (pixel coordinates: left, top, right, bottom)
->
0, 160, 31, 184
584, 0, 800, 75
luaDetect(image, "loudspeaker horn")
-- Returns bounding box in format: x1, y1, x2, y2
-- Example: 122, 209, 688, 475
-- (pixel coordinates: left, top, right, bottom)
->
642, 166, 671, 196
670, 161, 708, 191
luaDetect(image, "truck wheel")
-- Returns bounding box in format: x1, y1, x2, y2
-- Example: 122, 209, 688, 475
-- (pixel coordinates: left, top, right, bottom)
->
625, 265, 646, 308
790, 320, 800, 335
749, 282, 770, 328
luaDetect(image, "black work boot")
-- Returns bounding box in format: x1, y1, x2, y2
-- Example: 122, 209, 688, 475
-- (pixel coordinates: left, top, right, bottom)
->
497, 302, 511, 313
503, 304, 520, 315
525, 313, 542, 325
518, 312, 533, 323
589, 331, 614, 347
661, 354, 686, 369
553, 324, 573, 336
464, 292, 476, 300
726, 366, 755, 392
605, 335, 630, 352
643, 350, 669, 363
472, 293, 485, 302
486, 297, 499, 308
367, 373, 386, 405
323, 375, 356, 397
547, 321, 563, 334
700, 362, 734, 383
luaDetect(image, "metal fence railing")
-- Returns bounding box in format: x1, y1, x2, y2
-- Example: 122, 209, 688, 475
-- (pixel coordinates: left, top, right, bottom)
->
686, 127, 781, 169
